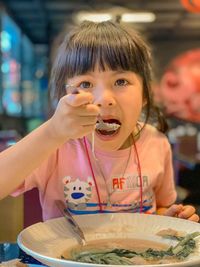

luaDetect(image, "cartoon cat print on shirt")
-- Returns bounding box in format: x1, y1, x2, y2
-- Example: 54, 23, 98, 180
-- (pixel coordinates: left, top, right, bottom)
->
63, 176, 93, 210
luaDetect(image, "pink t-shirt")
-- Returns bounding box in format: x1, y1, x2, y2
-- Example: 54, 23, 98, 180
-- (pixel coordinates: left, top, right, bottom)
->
12, 124, 177, 221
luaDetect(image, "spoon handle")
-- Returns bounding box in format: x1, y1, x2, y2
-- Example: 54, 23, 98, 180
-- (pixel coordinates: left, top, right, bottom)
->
55, 200, 86, 245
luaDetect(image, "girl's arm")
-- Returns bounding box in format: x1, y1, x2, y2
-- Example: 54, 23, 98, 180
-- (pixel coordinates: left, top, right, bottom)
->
0, 92, 99, 200
0, 120, 64, 199
157, 204, 199, 222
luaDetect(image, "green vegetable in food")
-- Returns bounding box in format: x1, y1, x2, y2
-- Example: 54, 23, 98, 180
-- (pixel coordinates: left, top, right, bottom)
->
171, 232, 200, 259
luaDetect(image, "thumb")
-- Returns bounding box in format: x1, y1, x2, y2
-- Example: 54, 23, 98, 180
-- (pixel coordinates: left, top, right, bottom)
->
164, 204, 183, 217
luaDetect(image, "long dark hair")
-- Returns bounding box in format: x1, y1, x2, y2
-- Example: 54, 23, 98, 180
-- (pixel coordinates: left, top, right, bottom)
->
49, 20, 168, 133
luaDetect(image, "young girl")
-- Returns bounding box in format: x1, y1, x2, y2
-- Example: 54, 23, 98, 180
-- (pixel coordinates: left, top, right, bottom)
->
0, 20, 198, 222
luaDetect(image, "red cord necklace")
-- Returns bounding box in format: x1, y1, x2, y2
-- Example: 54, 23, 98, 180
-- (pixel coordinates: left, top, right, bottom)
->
83, 135, 143, 213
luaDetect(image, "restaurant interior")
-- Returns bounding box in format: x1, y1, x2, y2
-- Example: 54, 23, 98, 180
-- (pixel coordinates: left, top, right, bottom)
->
0, 0, 200, 265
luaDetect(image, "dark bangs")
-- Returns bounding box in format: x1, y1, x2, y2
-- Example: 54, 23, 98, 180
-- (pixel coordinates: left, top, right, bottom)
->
50, 21, 152, 100
64, 24, 147, 76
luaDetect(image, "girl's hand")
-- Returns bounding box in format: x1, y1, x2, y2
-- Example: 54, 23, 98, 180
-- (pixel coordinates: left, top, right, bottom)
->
48, 91, 100, 142
159, 204, 199, 222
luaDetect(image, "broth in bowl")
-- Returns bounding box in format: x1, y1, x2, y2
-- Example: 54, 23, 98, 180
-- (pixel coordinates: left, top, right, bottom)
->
61, 238, 173, 265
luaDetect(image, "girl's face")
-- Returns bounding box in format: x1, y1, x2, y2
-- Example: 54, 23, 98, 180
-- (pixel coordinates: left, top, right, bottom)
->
67, 66, 144, 151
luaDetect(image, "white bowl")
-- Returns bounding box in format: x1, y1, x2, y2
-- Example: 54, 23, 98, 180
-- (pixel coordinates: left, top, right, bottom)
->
18, 213, 200, 267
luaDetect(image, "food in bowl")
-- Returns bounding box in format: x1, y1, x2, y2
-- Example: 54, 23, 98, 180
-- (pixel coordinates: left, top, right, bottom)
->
61, 231, 200, 265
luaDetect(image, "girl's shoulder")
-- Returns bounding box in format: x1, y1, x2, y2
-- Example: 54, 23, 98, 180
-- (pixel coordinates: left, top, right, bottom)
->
140, 123, 171, 147
143, 123, 166, 137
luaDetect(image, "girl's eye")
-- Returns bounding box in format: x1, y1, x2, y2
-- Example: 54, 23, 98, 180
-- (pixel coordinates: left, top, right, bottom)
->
115, 79, 128, 86
79, 81, 93, 89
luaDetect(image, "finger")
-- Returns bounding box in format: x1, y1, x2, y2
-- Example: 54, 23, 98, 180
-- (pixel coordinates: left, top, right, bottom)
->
177, 205, 196, 219
78, 116, 98, 126
64, 92, 94, 107
187, 214, 200, 222
164, 204, 183, 217
74, 104, 100, 116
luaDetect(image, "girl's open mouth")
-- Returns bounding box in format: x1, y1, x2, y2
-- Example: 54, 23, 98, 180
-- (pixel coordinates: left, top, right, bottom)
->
95, 119, 121, 136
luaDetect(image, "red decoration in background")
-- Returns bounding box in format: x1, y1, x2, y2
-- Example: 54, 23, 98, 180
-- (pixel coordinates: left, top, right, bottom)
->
155, 49, 200, 123
181, 0, 200, 13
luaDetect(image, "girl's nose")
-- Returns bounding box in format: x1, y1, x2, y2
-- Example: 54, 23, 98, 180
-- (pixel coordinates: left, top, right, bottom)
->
93, 90, 116, 107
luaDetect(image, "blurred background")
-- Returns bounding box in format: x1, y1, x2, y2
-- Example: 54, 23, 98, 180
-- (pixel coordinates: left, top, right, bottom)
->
0, 0, 200, 244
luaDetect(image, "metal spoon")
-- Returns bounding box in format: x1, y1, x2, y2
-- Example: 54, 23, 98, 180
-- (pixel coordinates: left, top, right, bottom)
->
55, 200, 86, 245
96, 116, 120, 131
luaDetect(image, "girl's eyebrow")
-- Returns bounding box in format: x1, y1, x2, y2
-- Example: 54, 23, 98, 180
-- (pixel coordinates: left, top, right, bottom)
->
75, 73, 93, 78
88, 70, 131, 76
110, 70, 136, 77
112, 70, 129, 75
74, 70, 132, 79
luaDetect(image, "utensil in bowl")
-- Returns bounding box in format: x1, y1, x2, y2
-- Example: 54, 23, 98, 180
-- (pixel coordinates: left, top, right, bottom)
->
55, 200, 86, 245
